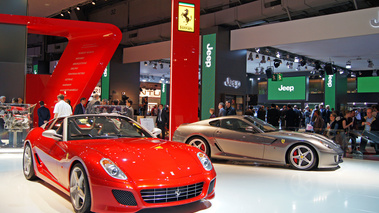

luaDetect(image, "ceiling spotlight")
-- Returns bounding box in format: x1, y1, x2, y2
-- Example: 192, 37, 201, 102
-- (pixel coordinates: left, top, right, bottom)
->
255, 54, 259, 59
76, 6, 80, 10
255, 48, 260, 53
346, 60, 352, 69
92, 1, 96, 5
60, 12, 64, 17
300, 58, 306, 66
315, 61, 321, 70
67, 10, 71, 14
286, 62, 290, 68
273, 59, 281, 68
368, 59, 374, 68
267, 57, 271, 62
351, 72, 356, 78
160, 64, 164, 69
248, 52, 253, 61
144, 61, 147, 66
260, 56, 266, 63
153, 64, 157, 69
373, 70, 378, 76
276, 52, 280, 58
255, 67, 259, 74
294, 57, 299, 63
161, 75, 165, 81
289, 63, 293, 69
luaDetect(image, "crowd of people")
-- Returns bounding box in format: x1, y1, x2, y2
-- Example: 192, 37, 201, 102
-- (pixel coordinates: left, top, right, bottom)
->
249, 103, 379, 156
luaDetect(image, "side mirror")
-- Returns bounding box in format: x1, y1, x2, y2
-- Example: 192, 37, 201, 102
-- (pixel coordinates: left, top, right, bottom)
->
42, 129, 62, 141
245, 126, 255, 132
151, 128, 162, 137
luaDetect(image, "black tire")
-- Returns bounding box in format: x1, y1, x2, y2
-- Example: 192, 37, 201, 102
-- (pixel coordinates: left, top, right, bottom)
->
186, 137, 211, 157
23, 143, 37, 180
70, 163, 92, 213
288, 144, 317, 170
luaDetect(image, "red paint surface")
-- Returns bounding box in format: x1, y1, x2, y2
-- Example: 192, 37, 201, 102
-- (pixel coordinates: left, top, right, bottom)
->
0, 14, 121, 122
170, 0, 200, 140
25, 74, 51, 127
26, 124, 216, 212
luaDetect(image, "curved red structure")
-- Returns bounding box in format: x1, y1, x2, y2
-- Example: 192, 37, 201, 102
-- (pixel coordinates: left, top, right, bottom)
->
0, 14, 122, 121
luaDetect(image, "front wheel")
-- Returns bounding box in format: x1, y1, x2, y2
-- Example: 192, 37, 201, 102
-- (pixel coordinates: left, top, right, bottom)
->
70, 163, 91, 213
186, 137, 210, 157
23, 144, 37, 180
288, 144, 317, 170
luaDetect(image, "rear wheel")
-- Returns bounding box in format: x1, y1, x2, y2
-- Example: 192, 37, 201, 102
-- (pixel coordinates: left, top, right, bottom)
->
70, 163, 91, 213
187, 137, 210, 157
23, 144, 37, 180
288, 144, 317, 170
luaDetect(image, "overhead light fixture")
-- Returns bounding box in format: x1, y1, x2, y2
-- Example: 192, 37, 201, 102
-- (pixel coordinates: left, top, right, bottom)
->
267, 57, 271, 62
300, 58, 306, 66
76, 6, 80, 10
276, 52, 280, 58
144, 61, 147, 66
260, 56, 266, 63
255, 54, 259, 59
67, 10, 71, 14
92, 1, 96, 5
351, 72, 356, 78
255, 48, 260, 53
294, 57, 299, 63
60, 12, 64, 17
248, 52, 253, 61
161, 75, 165, 81
373, 70, 377, 76
368, 59, 374, 68
273, 59, 281, 68
315, 61, 321, 70
346, 60, 352, 69
160, 64, 164, 69
286, 62, 290, 68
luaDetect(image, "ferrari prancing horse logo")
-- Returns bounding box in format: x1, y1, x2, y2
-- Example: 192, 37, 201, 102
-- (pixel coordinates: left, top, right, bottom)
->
178, 2, 195, 32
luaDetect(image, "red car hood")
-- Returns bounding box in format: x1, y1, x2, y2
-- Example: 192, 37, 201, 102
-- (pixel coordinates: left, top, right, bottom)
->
80, 138, 204, 182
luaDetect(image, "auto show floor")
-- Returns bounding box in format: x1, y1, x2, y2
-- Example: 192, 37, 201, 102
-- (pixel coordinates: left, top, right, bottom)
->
1, 152, 379, 213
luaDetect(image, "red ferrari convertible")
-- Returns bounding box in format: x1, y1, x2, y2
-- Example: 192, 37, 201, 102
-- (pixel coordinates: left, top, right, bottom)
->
23, 114, 216, 213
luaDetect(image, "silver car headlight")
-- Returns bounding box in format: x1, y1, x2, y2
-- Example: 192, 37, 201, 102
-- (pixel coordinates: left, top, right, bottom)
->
197, 152, 213, 171
100, 158, 127, 180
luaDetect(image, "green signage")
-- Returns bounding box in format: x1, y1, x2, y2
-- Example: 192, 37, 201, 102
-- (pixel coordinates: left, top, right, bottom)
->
201, 33, 216, 120
33, 64, 38, 74
268, 76, 306, 100
357, 76, 379, 93
161, 83, 167, 105
101, 63, 110, 100
324, 74, 336, 110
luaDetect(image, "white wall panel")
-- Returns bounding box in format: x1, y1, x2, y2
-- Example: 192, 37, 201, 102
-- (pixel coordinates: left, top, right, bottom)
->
231, 7, 379, 50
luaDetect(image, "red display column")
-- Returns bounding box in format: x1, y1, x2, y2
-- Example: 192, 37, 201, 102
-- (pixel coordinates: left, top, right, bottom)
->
170, 0, 200, 140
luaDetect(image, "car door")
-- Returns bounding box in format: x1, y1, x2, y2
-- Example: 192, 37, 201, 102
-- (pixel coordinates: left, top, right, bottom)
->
213, 118, 265, 159
37, 118, 67, 182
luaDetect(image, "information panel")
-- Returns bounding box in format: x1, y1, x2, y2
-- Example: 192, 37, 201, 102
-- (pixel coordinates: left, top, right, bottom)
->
357, 76, 379, 93
268, 76, 306, 100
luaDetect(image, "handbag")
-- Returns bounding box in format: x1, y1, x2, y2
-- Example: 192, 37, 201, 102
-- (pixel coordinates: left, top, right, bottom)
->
306, 123, 314, 131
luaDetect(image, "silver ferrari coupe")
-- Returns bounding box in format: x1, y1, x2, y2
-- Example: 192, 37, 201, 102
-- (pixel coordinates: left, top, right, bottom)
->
173, 116, 343, 170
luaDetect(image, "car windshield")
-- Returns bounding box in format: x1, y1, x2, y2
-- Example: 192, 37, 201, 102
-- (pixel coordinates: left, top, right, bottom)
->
243, 116, 278, 132
67, 115, 152, 140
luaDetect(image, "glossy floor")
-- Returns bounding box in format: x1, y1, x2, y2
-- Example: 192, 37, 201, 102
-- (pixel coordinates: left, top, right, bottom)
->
0, 153, 378, 213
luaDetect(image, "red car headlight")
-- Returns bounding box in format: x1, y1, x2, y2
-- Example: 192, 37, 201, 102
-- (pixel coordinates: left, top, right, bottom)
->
100, 158, 128, 180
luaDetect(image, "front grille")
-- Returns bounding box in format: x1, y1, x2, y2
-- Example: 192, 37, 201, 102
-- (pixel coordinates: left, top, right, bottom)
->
207, 179, 216, 195
112, 190, 138, 206
141, 182, 204, 203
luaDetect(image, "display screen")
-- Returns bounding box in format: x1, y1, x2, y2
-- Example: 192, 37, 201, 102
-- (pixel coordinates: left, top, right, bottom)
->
357, 77, 379, 93
268, 76, 306, 100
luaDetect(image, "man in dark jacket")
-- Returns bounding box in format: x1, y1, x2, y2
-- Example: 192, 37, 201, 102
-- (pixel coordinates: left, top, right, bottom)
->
37, 101, 50, 127
225, 100, 236, 116
74, 98, 87, 115
156, 104, 168, 139
285, 105, 297, 131
257, 105, 266, 121
267, 104, 280, 127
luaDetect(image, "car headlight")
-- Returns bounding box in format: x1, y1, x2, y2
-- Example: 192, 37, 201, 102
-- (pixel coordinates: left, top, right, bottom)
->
100, 158, 127, 180
197, 152, 213, 171
319, 141, 331, 149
